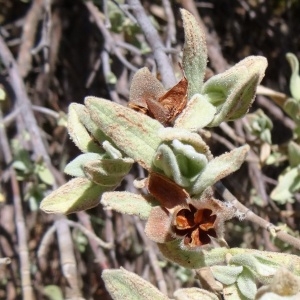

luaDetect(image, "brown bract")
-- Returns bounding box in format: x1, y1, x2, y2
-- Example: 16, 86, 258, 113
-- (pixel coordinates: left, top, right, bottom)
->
128, 67, 188, 126
145, 172, 234, 249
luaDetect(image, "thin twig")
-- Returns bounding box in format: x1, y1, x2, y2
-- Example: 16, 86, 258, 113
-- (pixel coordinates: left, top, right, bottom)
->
37, 223, 56, 271
85, 1, 138, 73
31, 0, 52, 74
76, 211, 111, 270
110, 0, 137, 24
101, 49, 122, 104
32, 105, 60, 119
0, 35, 51, 166
126, 0, 177, 88
0, 32, 82, 299
17, 0, 43, 77
55, 217, 83, 299
134, 217, 168, 295
66, 219, 113, 249
215, 181, 300, 250
2, 108, 21, 126
85, 55, 102, 88
0, 109, 35, 300
162, 0, 176, 46
256, 95, 295, 131
104, 209, 118, 268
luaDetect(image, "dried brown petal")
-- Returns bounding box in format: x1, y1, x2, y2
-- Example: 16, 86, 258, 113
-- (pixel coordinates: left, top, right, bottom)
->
129, 67, 188, 126
147, 172, 189, 209
149, 76, 188, 126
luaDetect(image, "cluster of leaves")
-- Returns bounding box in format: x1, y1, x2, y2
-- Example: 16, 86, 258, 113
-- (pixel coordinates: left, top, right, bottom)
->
249, 53, 300, 205
40, 9, 300, 300
10, 139, 54, 211
269, 53, 300, 204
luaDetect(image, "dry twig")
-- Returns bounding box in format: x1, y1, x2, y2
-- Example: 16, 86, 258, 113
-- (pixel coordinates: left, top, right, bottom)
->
126, 0, 177, 88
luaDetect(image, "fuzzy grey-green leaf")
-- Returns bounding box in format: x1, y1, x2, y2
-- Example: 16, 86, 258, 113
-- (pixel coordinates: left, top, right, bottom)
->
211, 265, 243, 285
85, 97, 163, 170
83, 157, 133, 186
181, 9, 207, 98
40, 178, 109, 214
102, 268, 169, 300
174, 94, 216, 130
270, 167, 299, 204
174, 288, 219, 300
288, 141, 300, 168
230, 253, 279, 284
101, 192, 156, 220
68, 103, 102, 153
202, 56, 267, 126
286, 53, 300, 100
237, 268, 257, 300
64, 153, 104, 177
158, 240, 206, 269
191, 144, 249, 195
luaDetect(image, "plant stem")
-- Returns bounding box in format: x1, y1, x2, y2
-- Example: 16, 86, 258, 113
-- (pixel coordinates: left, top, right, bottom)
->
126, 0, 177, 88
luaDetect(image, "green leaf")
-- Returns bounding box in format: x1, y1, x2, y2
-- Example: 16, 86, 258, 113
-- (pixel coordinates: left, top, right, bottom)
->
40, 178, 110, 214
288, 141, 300, 168
85, 97, 163, 170
191, 145, 249, 195
286, 53, 300, 100
270, 167, 300, 204
13, 160, 29, 172
0, 85, 6, 101
35, 163, 55, 185
153, 141, 208, 188
101, 192, 156, 220
106, 71, 117, 84
83, 158, 132, 186
154, 128, 211, 189
74, 103, 113, 146
202, 56, 267, 126
158, 242, 230, 269
245, 109, 273, 144
174, 94, 216, 130
102, 140, 122, 159
102, 268, 169, 300
43, 285, 64, 300
237, 268, 257, 300
230, 253, 278, 284
158, 127, 211, 156
181, 9, 207, 99
223, 284, 248, 300
174, 287, 219, 300
211, 265, 243, 285
64, 153, 104, 177
158, 239, 206, 269
83, 161, 128, 186
67, 103, 102, 153
284, 97, 300, 123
